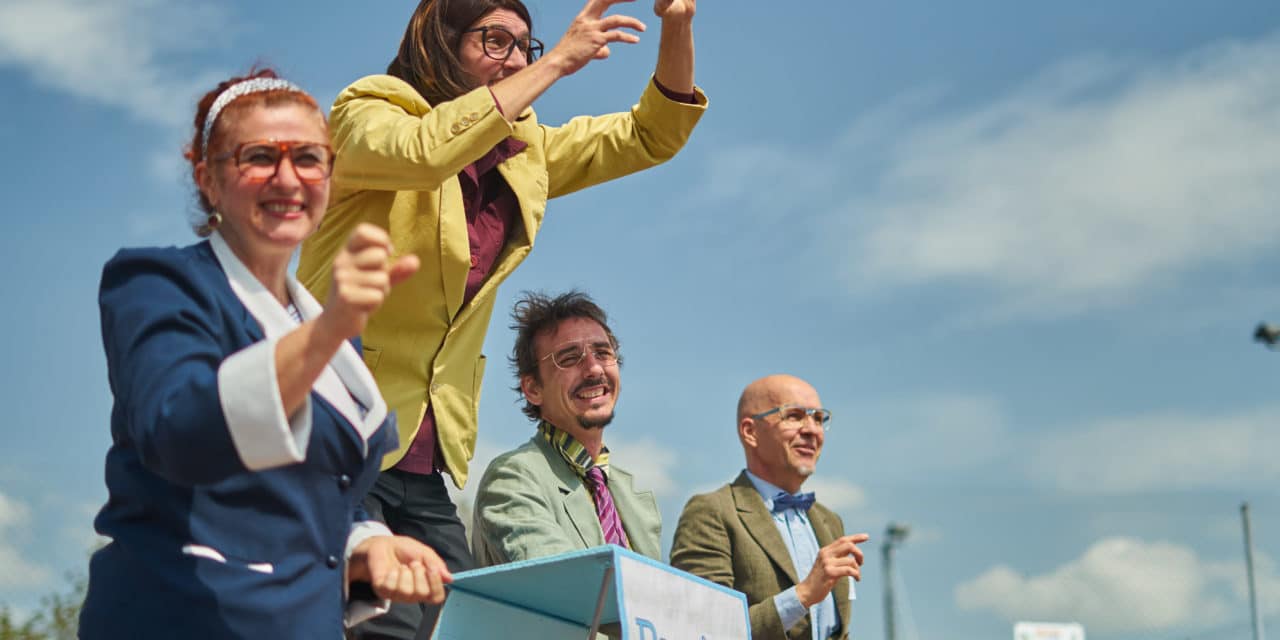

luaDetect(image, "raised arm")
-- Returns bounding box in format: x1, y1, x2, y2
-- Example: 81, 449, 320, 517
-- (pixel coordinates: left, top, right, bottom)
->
489, 0, 647, 121
275, 224, 417, 415
653, 0, 695, 95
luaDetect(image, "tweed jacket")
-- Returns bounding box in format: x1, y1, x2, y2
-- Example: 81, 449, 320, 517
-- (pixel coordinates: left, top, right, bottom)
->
671, 471, 852, 640
471, 435, 662, 567
297, 75, 707, 487
81, 235, 397, 638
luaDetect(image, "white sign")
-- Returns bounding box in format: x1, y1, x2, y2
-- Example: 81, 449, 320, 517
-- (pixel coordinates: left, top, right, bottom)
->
1014, 621, 1086, 640
617, 554, 750, 640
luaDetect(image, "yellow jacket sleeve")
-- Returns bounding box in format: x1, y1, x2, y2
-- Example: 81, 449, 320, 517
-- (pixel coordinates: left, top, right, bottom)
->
329, 76, 515, 192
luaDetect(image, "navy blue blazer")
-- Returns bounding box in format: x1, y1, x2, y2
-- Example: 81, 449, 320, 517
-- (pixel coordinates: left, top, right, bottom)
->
81, 238, 397, 639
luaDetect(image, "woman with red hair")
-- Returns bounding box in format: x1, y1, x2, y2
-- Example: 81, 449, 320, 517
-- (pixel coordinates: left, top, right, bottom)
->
80, 69, 451, 639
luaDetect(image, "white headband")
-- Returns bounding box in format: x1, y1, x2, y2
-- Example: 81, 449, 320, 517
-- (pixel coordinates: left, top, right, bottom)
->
201, 77, 304, 159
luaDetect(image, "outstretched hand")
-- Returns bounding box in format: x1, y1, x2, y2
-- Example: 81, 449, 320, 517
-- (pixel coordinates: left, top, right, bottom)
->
348, 535, 453, 605
546, 0, 646, 77
320, 223, 418, 341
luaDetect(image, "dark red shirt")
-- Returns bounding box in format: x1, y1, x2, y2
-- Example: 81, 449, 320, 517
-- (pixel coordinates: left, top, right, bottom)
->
396, 137, 527, 475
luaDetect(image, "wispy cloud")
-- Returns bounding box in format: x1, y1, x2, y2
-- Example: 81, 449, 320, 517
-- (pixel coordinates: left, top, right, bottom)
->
691, 31, 1280, 319
841, 35, 1280, 317
955, 537, 1236, 633
869, 394, 1012, 477
0, 492, 53, 589
861, 393, 1280, 495
0, 0, 230, 128
608, 436, 679, 498
1026, 408, 1280, 494
802, 477, 866, 512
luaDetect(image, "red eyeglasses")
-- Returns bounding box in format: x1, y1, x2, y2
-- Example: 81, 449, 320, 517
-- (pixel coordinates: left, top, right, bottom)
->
212, 139, 334, 184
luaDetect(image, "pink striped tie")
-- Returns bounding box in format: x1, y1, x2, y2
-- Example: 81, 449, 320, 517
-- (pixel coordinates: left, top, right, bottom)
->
585, 467, 628, 547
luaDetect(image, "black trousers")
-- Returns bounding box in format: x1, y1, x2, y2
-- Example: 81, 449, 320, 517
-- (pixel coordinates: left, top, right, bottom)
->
349, 468, 475, 640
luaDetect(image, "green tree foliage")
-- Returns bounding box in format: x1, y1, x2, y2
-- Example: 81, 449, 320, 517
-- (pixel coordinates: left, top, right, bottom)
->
0, 572, 85, 640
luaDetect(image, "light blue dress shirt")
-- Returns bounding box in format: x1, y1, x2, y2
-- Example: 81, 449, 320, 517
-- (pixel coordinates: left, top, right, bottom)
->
744, 470, 839, 640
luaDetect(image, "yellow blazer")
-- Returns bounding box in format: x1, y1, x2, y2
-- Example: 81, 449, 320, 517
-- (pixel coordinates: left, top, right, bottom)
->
297, 75, 706, 486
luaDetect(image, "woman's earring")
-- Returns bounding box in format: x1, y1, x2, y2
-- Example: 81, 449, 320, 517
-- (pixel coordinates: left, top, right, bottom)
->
199, 210, 223, 236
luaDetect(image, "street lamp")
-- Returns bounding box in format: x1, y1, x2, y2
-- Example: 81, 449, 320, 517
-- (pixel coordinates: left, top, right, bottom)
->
1254, 323, 1280, 349
882, 522, 910, 640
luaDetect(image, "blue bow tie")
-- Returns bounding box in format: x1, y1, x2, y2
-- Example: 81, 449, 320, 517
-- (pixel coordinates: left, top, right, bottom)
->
772, 492, 815, 513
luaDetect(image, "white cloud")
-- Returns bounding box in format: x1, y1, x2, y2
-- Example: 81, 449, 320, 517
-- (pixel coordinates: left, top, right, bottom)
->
693, 32, 1280, 318
1205, 551, 1280, 618
802, 477, 867, 512
0, 491, 53, 589
61, 501, 108, 553
955, 537, 1231, 633
604, 436, 679, 498
0, 0, 229, 128
873, 394, 1012, 476
0, 492, 31, 530
839, 34, 1280, 317
1026, 408, 1280, 493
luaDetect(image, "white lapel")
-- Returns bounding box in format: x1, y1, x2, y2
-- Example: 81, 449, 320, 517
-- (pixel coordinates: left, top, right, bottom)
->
209, 232, 388, 450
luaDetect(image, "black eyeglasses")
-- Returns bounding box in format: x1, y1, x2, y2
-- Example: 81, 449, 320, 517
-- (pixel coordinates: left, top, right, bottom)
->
463, 25, 544, 63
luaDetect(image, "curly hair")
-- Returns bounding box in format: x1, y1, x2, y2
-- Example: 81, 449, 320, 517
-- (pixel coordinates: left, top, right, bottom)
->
509, 290, 621, 422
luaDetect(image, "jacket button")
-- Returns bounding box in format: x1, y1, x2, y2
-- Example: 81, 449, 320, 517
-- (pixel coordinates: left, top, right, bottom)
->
450, 124, 462, 134
326, 555, 340, 569
338, 474, 352, 490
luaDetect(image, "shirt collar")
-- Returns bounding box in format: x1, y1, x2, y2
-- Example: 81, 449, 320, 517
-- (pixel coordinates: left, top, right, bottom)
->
463, 137, 528, 184
744, 469, 798, 512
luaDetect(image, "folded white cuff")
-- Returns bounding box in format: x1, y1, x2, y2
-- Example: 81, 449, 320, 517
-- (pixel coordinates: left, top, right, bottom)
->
343, 520, 394, 627
218, 337, 312, 471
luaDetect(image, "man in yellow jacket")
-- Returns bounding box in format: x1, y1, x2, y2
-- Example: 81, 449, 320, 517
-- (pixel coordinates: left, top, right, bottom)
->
297, 1, 705, 638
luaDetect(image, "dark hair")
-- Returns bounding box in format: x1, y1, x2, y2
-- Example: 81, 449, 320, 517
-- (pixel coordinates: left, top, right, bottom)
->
509, 290, 621, 421
387, 0, 534, 105
184, 67, 323, 235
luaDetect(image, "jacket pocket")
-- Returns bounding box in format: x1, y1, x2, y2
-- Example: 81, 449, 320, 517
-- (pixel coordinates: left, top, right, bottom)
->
181, 543, 275, 575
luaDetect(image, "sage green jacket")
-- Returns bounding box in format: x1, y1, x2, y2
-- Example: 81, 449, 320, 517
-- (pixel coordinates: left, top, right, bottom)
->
471, 435, 661, 566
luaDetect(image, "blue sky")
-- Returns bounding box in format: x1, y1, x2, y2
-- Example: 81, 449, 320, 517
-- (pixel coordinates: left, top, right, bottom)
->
2, 1, 1279, 638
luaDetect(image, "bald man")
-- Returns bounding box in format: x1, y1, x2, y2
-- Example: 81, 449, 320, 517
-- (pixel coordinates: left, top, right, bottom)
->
670, 375, 868, 640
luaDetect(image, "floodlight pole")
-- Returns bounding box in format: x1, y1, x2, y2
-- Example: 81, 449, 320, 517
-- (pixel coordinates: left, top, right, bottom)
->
1242, 503, 1264, 640
882, 522, 910, 640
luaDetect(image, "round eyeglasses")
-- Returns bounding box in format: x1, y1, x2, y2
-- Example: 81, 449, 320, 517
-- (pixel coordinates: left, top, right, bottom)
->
463, 25, 544, 63
538, 339, 620, 370
750, 405, 832, 430
212, 139, 334, 184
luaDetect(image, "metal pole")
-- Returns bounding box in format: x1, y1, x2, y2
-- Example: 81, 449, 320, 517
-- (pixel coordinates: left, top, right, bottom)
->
1242, 502, 1265, 640
882, 536, 896, 640
882, 523, 909, 640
